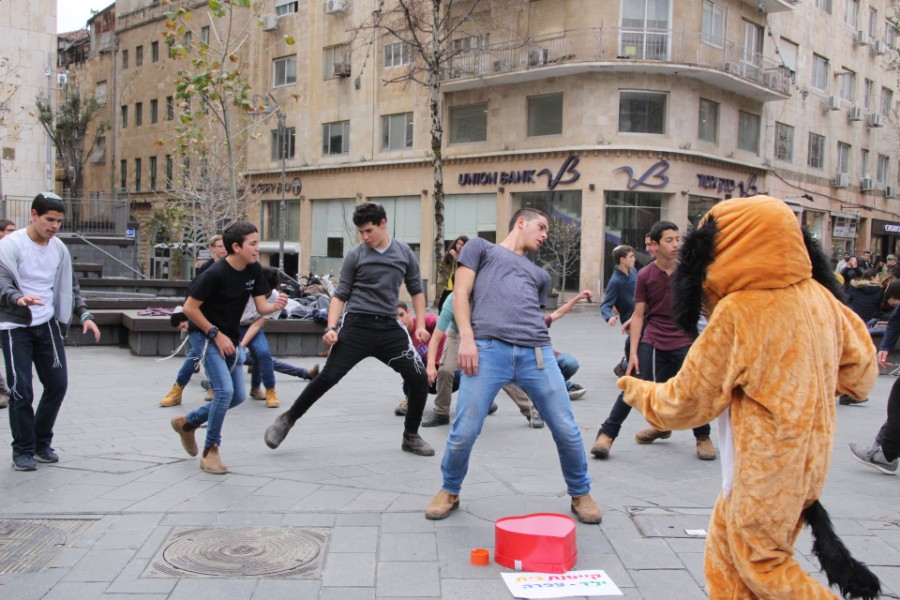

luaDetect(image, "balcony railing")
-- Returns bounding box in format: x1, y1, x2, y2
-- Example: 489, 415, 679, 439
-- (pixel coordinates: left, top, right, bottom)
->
1, 194, 130, 236
442, 28, 791, 98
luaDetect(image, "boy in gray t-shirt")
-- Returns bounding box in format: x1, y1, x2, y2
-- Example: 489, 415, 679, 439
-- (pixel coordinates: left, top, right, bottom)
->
425, 208, 601, 524
264, 202, 434, 457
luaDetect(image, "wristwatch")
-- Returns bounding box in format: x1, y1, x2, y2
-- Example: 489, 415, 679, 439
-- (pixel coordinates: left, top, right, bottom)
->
324, 326, 337, 334
206, 326, 219, 340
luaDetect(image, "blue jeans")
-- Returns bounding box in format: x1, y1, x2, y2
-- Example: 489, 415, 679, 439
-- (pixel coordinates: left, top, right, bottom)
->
441, 338, 591, 496
556, 352, 579, 390
184, 331, 246, 448
1, 322, 68, 457
240, 326, 276, 389
175, 342, 201, 387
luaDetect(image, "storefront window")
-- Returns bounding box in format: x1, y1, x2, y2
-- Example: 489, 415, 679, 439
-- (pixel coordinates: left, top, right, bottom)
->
802, 210, 824, 242
687, 195, 718, 231
443, 193, 497, 246
513, 191, 582, 293
370, 196, 423, 262
260, 200, 300, 243
603, 191, 663, 287
310, 198, 356, 275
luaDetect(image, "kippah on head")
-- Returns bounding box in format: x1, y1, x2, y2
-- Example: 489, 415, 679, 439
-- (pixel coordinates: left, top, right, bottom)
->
33, 192, 62, 202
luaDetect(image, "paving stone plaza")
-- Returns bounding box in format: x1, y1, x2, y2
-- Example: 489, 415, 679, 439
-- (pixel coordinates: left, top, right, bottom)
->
0, 311, 897, 599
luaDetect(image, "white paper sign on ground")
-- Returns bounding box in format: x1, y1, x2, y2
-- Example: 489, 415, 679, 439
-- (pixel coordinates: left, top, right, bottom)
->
500, 570, 623, 598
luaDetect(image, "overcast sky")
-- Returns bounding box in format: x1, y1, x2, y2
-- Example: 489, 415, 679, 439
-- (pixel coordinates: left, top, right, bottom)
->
57, 0, 115, 33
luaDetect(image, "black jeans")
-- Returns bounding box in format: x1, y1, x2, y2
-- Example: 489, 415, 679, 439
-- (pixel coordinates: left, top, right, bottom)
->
1, 322, 68, 457
876, 377, 900, 462
601, 342, 711, 440
286, 313, 428, 432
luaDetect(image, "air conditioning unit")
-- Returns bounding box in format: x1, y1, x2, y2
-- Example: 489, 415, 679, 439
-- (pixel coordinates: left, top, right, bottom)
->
722, 61, 738, 74
885, 185, 896, 198
834, 173, 850, 188
860, 177, 874, 191
527, 48, 549, 66
855, 30, 869, 46
848, 106, 863, 121
493, 59, 513, 72
826, 96, 841, 111
867, 112, 884, 127
261, 14, 278, 31
333, 62, 351, 77
875, 40, 888, 55
324, 0, 347, 14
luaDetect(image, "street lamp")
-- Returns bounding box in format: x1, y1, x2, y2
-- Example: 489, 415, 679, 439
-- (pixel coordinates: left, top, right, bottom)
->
250, 93, 287, 270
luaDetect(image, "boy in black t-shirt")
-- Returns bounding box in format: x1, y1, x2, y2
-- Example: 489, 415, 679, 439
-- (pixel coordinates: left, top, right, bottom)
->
171, 222, 287, 474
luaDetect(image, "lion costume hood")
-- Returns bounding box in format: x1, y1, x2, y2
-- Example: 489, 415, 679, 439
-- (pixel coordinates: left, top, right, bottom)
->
618, 196, 880, 599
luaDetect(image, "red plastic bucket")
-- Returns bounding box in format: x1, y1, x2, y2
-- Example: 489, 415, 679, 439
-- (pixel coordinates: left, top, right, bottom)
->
494, 513, 577, 574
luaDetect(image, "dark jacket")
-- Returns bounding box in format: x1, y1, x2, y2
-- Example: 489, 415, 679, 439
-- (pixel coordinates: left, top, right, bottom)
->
846, 279, 883, 322
600, 267, 637, 322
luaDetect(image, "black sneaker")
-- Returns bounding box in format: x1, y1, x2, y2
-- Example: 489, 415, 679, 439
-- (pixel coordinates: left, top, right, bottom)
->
568, 383, 587, 400
35, 448, 59, 463
839, 394, 868, 405
12, 453, 36, 471
488, 402, 498, 415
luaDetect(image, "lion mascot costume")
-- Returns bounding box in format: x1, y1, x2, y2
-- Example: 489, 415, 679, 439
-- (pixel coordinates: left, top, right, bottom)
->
618, 196, 881, 599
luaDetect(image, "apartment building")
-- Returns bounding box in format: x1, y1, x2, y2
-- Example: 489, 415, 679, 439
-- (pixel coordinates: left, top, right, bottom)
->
63, 0, 900, 290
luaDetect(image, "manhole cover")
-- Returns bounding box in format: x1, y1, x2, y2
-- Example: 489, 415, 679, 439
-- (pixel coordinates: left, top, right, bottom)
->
629, 506, 713, 538
144, 527, 328, 579
0, 518, 97, 574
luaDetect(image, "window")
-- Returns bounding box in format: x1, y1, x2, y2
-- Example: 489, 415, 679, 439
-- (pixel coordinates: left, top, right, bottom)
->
777, 38, 798, 80
322, 121, 350, 155
120, 105, 128, 128
135, 45, 143, 67
324, 45, 351, 79
120, 159, 127, 189
701, 1, 726, 48
261, 200, 301, 242
134, 158, 142, 192
275, 0, 298, 16
863, 79, 873, 110
869, 7, 878, 37
95, 81, 107, 106
271, 126, 296, 160
887, 21, 897, 48
449, 102, 488, 143
165, 154, 173, 189
327, 237, 344, 258
151, 41, 159, 62
815, 0, 831, 13
774, 122, 793, 162
149, 156, 157, 190
201, 26, 210, 45
698, 98, 718, 143
808, 133, 825, 169
621, 0, 670, 59
184, 31, 191, 49
881, 87, 893, 117
527, 94, 563, 137
135, 102, 143, 127
381, 112, 414, 150
811, 54, 828, 91
737, 110, 760, 153
122, 49, 128, 69
273, 55, 297, 87
837, 142, 851, 174
860, 148, 869, 178
150, 99, 158, 124
91, 136, 105, 163
845, 0, 858, 28
451, 34, 490, 54
383, 41, 412, 68
877, 154, 890, 184
839, 70, 855, 102
166, 96, 174, 121
618, 91, 666, 134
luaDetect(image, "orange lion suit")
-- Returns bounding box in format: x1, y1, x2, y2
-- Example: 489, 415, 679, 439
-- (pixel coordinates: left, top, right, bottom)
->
618, 196, 881, 599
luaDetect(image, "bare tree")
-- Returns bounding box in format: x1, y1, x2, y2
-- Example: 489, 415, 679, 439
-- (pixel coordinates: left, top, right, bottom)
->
538, 217, 581, 302
0, 55, 24, 200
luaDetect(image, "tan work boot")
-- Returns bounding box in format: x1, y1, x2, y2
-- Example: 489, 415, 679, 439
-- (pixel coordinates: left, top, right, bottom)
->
425, 490, 459, 520
265, 388, 279, 408
696, 435, 717, 461
204, 386, 215, 402
249, 387, 266, 400
394, 397, 408, 416
591, 432, 614, 459
200, 444, 228, 474
171, 415, 199, 457
159, 383, 184, 407
635, 427, 672, 444
571, 494, 602, 524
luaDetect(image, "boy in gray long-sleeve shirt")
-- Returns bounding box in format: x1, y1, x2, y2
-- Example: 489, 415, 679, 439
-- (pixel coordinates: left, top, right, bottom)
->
264, 202, 435, 456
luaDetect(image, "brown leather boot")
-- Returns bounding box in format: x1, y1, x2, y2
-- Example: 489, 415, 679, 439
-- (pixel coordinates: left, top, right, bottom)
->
401, 432, 435, 456
171, 415, 198, 457
200, 445, 228, 474
306, 363, 320, 380
635, 427, 672, 444
425, 490, 459, 520
265, 388, 279, 408
696, 435, 717, 461
571, 494, 602, 524
591, 432, 614, 459
249, 387, 266, 400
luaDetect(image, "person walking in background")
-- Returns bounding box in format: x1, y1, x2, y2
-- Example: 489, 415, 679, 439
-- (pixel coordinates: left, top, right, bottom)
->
196, 235, 227, 276
264, 202, 435, 457
0, 193, 100, 471
0, 219, 15, 409
846, 268, 884, 323
436, 235, 468, 313
600, 244, 637, 377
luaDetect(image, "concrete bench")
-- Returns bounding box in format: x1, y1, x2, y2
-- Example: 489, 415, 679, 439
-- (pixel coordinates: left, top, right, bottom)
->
73, 263, 103, 278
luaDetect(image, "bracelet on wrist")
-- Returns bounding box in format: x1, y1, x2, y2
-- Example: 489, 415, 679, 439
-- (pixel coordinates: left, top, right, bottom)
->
80, 312, 94, 323
324, 326, 337, 333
